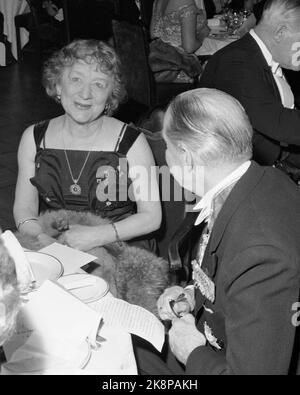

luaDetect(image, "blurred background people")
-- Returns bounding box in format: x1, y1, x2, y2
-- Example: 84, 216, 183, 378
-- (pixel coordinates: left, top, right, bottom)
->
149, 0, 208, 82
200, 0, 300, 182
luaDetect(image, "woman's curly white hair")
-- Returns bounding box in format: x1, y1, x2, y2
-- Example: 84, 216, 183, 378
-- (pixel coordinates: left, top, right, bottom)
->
42, 39, 127, 115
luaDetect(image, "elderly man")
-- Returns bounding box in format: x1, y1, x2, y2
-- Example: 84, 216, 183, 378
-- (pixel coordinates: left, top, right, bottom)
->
0, 238, 20, 348
134, 88, 300, 375
199, 0, 300, 180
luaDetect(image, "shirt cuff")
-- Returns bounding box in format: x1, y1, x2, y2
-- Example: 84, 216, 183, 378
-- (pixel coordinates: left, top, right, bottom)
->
186, 345, 226, 375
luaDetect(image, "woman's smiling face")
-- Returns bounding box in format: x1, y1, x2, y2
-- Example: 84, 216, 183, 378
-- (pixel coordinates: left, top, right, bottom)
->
56, 60, 114, 124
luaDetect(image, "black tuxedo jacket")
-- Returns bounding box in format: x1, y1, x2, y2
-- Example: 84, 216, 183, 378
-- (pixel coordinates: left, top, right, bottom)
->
199, 33, 300, 166
185, 162, 300, 374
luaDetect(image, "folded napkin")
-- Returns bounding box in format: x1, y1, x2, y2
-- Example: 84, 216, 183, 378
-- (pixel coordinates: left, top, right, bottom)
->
1, 231, 36, 293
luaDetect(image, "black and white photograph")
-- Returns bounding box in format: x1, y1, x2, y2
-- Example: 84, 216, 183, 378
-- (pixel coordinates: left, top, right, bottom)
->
0, 0, 300, 378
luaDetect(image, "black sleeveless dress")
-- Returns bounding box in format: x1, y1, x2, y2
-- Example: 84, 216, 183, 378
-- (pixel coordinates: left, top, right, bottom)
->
30, 120, 156, 251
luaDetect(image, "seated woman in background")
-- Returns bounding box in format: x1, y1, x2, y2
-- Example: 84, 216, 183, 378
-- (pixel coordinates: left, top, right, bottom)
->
13, 39, 161, 252
149, 0, 209, 82
38, 0, 65, 47
0, 237, 20, 348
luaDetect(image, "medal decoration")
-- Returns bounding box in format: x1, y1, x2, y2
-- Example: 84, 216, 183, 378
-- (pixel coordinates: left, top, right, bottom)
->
192, 259, 215, 303
204, 322, 223, 350
196, 230, 210, 266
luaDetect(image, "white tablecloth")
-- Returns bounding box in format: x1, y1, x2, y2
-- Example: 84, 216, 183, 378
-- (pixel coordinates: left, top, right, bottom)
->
0, 0, 30, 60
196, 35, 238, 56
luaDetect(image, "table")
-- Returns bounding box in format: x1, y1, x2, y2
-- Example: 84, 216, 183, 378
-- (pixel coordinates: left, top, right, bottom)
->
196, 34, 238, 56
1, 280, 137, 375
0, 0, 30, 61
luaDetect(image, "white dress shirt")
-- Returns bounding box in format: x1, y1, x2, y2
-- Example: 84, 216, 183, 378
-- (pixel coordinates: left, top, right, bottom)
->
250, 29, 295, 109
193, 161, 251, 226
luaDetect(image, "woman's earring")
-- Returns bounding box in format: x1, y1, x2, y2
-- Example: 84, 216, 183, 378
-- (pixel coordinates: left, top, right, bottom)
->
56, 94, 61, 102
104, 103, 110, 115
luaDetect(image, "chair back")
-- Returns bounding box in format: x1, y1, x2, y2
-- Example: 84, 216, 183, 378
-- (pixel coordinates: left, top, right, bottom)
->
25, 0, 69, 45
25, 0, 41, 29
63, 0, 114, 41
112, 19, 156, 109
139, 128, 186, 262
139, 0, 155, 31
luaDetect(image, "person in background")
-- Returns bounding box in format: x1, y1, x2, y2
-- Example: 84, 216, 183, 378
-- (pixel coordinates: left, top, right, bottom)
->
13, 39, 161, 252
200, 0, 300, 182
38, 0, 65, 47
149, 0, 208, 82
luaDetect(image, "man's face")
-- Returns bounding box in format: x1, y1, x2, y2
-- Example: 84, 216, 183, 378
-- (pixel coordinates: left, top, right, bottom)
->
275, 17, 300, 71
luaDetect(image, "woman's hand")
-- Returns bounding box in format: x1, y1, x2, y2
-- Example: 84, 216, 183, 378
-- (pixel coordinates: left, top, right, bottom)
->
197, 22, 210, 43
157, 286, 195, 321
60, 225, 100, 251
37, 233, 57, 248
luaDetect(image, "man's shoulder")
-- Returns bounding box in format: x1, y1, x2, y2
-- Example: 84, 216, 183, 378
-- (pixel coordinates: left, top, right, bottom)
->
200, 34, 264, 87
207, 35, 263, 70
229, 164, 300, 249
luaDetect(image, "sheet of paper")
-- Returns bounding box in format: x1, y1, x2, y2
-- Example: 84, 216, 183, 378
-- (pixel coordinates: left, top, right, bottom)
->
91, 298, 165, 352
39, 242, 97, 275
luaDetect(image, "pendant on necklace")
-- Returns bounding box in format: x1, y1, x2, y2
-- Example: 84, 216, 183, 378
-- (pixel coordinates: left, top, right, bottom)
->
70, 183, 82, 195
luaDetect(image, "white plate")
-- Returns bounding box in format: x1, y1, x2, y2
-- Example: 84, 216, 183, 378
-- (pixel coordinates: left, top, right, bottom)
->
57, 273, 109, 303
25, 251, 64, 289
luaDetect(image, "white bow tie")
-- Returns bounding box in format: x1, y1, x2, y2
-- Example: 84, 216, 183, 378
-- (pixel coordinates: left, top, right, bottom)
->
271, 63, 283, 78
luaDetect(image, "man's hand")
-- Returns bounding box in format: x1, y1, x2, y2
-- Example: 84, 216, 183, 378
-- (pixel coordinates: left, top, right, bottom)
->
157, 286, 195, 321
169, 314, 206, 365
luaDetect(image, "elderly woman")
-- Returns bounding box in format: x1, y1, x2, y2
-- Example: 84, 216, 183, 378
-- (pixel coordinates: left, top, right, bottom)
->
13, 39, 161, 252
134, 88, 300, 375
0, 238, 20, 348
149, 0, 209, 82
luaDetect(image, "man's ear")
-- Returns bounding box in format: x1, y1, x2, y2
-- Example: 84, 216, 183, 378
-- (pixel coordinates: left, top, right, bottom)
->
56, 84, 62, 96
0, 302, 6, 328
274, 24, 288, 43
179, 144, 194, 170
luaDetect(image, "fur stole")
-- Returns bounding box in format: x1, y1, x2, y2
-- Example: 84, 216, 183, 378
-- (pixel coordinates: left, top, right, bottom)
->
15, 210, 171, 316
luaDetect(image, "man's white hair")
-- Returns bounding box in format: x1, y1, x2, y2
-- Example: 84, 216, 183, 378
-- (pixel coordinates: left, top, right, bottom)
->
260, 0, 300, 27
163, 88, 253, 166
